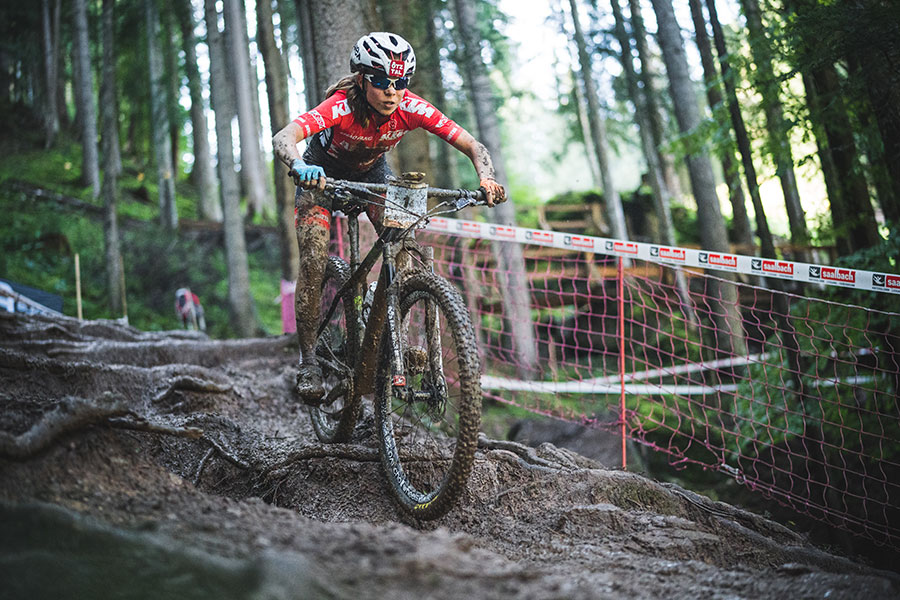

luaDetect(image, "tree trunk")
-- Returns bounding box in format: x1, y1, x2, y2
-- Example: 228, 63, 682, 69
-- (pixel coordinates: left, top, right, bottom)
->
299, 0, 369, 102
176, 0, 221, 222
705, 0, 777, 260
627, 0, 682, 201
205, 0, 259, 337
740, 0, 809, 257
223, 0, 271, 219
295, 0, 321, 106
162, 10, 181, 184
809, 64, 881, 253
453, 0, 538, 378
422, 0, 457, 188
856, 55, 900, 227
72, 0, 100, 198
686, 0, 754, 250
41, 0, 59, 149
568, 0, 628, 242
100, 0, 126, 318
611, 0, 696, 326
650, 0, 746, 359
146, 0, 178, 229
801, 71, 842, 246
53, 0, 68, 131
99, 0, 121, 178
258, 0, 300, 282
570, 68, 601, 188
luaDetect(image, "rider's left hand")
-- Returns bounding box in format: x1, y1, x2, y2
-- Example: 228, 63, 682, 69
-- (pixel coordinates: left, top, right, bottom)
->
479, 178, 506, 207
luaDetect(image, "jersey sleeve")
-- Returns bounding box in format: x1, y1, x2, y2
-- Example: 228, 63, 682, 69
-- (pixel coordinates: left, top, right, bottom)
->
399, 92, 463, 144
292, 92, 351, 139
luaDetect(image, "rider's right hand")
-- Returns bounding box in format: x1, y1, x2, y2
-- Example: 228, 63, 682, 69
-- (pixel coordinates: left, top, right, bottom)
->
290, 158, 326, 190
479, 178, 506, 207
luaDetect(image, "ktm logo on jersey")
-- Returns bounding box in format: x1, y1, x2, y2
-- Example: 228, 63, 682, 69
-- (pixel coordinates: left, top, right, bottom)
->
331, 100, 351, 119
400, 98, 435, 118
379, 130, 404, 142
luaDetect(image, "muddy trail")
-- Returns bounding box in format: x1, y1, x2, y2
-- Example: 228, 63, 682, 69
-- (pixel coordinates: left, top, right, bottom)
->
1, 311, 897, 599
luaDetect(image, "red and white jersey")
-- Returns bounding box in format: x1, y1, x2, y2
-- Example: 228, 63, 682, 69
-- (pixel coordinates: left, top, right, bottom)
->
292, 90, 462, 172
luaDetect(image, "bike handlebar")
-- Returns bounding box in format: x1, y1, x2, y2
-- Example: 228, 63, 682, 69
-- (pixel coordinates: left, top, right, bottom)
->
322, 177, 487, 211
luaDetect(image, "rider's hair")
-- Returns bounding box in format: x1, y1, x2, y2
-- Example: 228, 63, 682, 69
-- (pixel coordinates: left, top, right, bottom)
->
324, 74, 373, 128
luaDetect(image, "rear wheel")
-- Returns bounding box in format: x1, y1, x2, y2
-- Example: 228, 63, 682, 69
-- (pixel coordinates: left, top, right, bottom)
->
310, 256, 362, 443
375, 270, 482, 520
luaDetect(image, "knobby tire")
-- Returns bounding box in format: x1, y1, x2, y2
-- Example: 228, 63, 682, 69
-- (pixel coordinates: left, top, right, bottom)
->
310, 256, 362, 443
375, 270, 482, 520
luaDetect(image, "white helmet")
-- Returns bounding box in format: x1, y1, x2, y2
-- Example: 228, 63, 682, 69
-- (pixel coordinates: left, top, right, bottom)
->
350, 32, 416, 78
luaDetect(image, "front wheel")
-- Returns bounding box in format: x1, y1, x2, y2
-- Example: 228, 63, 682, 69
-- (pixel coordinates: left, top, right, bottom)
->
375, 270, 482, 520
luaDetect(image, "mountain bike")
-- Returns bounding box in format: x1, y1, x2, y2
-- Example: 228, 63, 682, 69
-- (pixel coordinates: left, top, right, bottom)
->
306, 172, 485, 520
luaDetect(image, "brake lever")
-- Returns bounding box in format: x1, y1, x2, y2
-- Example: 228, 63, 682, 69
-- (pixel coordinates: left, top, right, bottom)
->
453, 191, 485, 211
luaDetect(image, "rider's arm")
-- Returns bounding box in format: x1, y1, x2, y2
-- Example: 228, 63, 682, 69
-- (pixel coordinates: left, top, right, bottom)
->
450, 130, 507, 207
273, 121, 305, 168
274, 94, 348, 190
273, 122, 326, 191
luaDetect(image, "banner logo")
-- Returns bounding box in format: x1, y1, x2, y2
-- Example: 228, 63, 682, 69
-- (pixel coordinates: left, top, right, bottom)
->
564, 235, 594, 249
761, 260, 794, 277
657, 246, 685, 262
821, 267, 856, 285
700, 252, 737, 269
612, 241, 638, 255
872, 274, 900, 291
490, 225, 516, 239
526, 230, 554, 244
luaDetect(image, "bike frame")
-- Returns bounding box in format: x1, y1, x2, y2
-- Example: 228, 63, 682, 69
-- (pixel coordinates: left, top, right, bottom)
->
316, 177, 484, 406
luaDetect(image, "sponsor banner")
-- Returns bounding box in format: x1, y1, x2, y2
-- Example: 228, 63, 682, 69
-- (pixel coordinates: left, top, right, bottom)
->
564, 235, 595, 250
489, 225, 517, 239
752, 258, 795, 279
650, 246, 687, 264
605, 240, 639, 255
525, 230, 555, 244
871, 273, 900, 294
423, 217, 899, 294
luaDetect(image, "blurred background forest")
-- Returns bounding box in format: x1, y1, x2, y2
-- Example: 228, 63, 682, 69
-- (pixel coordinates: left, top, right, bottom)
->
0, 0, 898, 338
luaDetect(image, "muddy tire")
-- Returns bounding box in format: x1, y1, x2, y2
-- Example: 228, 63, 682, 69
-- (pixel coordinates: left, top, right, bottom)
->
374, 270, 482, 520
310, 256, 362, 443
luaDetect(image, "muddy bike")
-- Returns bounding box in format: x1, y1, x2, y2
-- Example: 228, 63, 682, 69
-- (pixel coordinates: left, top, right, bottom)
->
305, 173, 485, 520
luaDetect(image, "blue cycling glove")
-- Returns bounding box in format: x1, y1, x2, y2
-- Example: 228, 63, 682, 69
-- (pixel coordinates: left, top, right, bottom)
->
289, 158, 326, 186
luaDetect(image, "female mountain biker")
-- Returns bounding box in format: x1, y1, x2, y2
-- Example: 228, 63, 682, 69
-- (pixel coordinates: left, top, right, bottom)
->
272, 31, 506, 404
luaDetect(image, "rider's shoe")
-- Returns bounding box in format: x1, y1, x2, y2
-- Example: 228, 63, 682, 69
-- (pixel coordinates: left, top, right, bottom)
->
296, 363, 325, 405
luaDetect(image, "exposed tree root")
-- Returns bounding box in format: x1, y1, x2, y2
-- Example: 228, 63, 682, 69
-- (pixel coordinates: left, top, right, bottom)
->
263, 444, 381, 474
477, 434, 573, 472
108, 416, 204, 440
152, 375, 233, 406
0, 393, 207, 460
0, 395, 132, 458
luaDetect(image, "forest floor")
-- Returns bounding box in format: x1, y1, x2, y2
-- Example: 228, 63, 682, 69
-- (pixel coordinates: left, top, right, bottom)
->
1, 311, 898, 599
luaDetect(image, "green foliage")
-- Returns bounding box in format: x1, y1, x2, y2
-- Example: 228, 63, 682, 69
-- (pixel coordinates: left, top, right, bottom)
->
0, 111, 283, 338
727, 234, 900, 493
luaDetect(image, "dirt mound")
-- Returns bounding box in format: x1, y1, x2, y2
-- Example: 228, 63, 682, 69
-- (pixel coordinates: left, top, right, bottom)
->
1, 310, 897, 599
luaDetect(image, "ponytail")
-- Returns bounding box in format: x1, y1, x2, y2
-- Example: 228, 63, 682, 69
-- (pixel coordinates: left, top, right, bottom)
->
324, 74, 372, 128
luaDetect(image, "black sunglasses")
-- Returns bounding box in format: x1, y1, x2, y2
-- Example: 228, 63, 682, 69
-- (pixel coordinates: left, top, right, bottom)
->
365, 73, 410, 90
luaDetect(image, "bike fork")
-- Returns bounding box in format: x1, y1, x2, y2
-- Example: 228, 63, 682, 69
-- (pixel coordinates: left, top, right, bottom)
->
384, 243, 407, 389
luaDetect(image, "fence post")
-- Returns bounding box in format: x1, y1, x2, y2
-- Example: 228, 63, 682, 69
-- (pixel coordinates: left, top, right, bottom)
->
618, 256, 626, 470
75, 253, 83, 321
